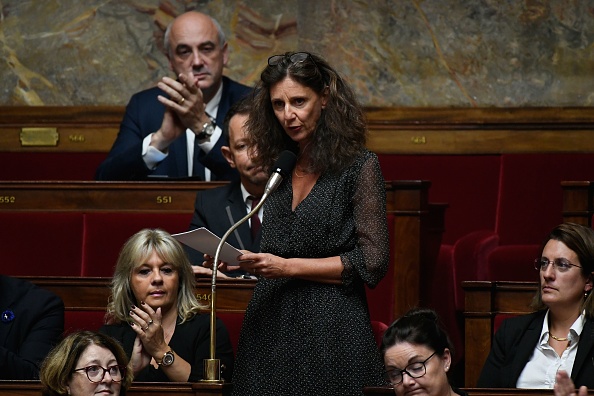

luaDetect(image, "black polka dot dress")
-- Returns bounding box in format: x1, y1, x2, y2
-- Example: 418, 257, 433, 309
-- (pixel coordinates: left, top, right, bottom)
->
232, 150, 390, 396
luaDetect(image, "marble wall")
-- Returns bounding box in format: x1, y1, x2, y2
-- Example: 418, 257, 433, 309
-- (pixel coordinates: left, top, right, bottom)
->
1, 0, 593, 107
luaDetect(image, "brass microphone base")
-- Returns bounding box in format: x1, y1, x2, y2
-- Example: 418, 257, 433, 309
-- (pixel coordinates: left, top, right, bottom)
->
202, 358, 223, 382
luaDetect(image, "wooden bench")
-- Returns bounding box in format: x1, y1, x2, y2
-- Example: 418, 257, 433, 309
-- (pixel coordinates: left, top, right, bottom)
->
22, 275, 255, 352
1, 180, 445, 323
562, 180, 594, 227
462, 281, 537, 387
364, 387, 558, 396
0, 380, 232, 396
0, 382, 561, 396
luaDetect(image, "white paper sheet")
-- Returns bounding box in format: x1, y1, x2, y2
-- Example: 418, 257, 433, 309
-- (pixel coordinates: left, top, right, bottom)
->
172, 228, 243, 265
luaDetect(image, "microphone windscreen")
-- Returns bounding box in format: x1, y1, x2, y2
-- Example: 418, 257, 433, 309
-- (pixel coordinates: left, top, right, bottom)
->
273, 150, 298, 176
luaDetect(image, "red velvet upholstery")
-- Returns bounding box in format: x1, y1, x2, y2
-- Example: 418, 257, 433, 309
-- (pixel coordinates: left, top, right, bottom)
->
371, 320, 389, 347
483, 244, 541, 282
471, 153, 594, 282
81, 212, 193, 277
366, 214, 396, 326
0, 152, 107, 181
496, 154, 594, 245
427, 244, 464, 366
378, 154, 500, 244
64, 311, 106, 335
453, 230, 499, 306
0, 212, 84, 276
217, 312, 244, 356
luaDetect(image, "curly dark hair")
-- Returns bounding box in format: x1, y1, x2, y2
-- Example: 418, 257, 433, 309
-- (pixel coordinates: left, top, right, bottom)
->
246, 51, 367, 175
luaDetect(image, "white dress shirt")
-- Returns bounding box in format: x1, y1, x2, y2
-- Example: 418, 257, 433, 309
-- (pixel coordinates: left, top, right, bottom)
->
516, 310, 584, 388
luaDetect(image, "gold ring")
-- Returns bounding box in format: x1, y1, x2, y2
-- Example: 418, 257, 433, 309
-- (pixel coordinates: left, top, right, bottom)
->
178, 97, 185, 105
143, 326, 149, 331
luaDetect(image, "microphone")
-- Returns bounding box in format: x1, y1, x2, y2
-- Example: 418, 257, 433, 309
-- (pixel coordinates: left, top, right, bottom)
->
202, 150, 297, 382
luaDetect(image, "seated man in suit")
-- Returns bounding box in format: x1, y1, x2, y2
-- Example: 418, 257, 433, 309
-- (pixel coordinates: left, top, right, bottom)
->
188, 97, 267, 278
96, 11, 251, 181
0, 275, 64, 379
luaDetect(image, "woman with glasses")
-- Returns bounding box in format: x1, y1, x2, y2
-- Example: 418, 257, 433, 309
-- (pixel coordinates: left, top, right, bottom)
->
477, 222, 594, 389
40, 331, 133, 396
100, 229, 234, 382
231, 52, 389, 395
381, 308, 466, 396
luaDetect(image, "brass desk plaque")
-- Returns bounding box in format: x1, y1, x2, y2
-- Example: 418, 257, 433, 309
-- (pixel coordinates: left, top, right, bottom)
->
20, 127, 59, 146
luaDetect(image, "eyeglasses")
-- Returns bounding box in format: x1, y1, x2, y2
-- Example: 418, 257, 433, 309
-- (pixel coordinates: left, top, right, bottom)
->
73, 365, 125, 383
268, 52, 316, 67
384, 352, 436, 385
534, 257, 582, 272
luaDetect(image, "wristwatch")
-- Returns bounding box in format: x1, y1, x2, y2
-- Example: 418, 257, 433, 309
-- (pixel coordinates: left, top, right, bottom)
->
157, 349, 175, 367
196, 118, 215, 140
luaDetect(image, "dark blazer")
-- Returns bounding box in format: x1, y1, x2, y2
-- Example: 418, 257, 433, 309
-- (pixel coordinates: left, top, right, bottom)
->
95, 76, 252, 181
477, 310, 594, 388
0, 276, 64, 379
100, 314, 234, 382
186, 180, 261, 268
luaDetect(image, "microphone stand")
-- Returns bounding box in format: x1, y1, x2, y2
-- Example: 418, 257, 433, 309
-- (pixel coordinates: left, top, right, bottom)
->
202, 195, 267, 382
202, 150, 296, 382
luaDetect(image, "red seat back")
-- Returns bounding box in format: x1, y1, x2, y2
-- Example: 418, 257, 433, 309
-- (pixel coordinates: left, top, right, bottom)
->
81, 212, 192, 276
0, 212, 84, 276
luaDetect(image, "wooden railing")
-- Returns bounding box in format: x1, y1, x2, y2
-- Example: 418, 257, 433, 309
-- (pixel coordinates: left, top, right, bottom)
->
562, 180, 594, 227
0, 380, 232, 396
462, 281, 537, 387
364, 387, 559, 396
22, 276, 255, 315
2, 106, 594, 154
1, 180, 445, 321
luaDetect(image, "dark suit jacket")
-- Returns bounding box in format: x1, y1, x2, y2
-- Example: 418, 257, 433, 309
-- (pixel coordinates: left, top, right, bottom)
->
477, 310, 594, 388
95, 76, 251, 181
0, 276, 64, 379
186, 181, 261, 269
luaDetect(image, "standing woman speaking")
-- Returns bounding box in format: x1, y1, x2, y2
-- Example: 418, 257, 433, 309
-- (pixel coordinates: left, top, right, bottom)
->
231, 52, 390, 395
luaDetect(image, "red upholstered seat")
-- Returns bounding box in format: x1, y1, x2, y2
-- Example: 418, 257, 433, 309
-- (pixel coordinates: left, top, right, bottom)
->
64, 311, 106, 335
371, 320, 389, 348
217, 312, 244, 356
81, 212, 193, 277
483, 244, 541, 282
378, 154, 500, 244
0, 212, 84, 276
0, 152, 106, 181
366, 214, 396, 326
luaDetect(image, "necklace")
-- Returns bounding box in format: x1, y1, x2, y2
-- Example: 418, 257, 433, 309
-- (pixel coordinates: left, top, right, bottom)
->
549, 334, 569, 342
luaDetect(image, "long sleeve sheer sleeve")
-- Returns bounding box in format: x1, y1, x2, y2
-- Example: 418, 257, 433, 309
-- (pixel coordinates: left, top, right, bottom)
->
341, 153, 390, 289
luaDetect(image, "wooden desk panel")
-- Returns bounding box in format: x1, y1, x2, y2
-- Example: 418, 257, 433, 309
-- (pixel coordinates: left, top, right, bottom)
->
364, 387, 557, 396
0, 381, 232, 396
5, 180, 445, 320
3, 106, 594, 154
462, 281, 537, 388
0, 181, 226, 212
562, 181, 594, 226
22, 277, 256, 314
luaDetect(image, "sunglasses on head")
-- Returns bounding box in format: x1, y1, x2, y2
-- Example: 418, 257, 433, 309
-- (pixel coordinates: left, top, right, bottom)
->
268, 52, 315, 67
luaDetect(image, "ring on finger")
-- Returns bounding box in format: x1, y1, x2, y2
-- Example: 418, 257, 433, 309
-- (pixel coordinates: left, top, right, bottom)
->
148, 320, 153, 326
178, 97, 185, 105
143, 325, 149, 331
